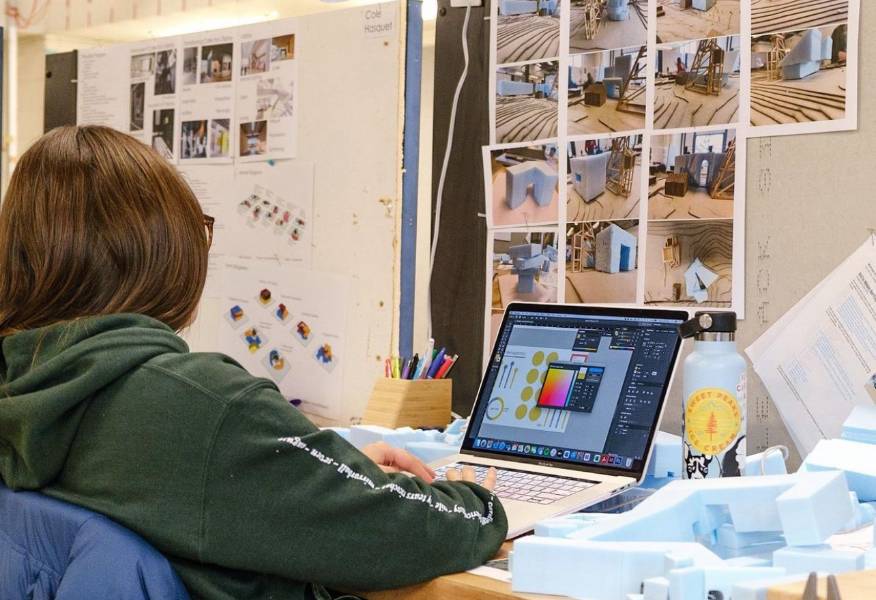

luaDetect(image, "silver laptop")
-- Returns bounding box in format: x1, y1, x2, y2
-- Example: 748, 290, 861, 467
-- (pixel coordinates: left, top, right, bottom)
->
432, 302, 687, 538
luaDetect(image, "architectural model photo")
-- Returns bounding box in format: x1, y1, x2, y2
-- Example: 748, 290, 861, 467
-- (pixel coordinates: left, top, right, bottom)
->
566, 135, 642, 222
495, 61, 560, 143
568, 47, 647, 135
565, 220, 639, 303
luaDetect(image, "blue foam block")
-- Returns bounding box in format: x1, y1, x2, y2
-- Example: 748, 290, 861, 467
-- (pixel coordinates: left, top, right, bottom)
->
648, 431, 682, 479
505, 163, 537, 209
692, 0, 716, 9
744, 450, 788, 476
841, 405, 876, 444
531, 162, 558, 206
511, 538, 722, 598
773, 545, 865, 575
801, 438, 876, 501
499, 0, 538, 16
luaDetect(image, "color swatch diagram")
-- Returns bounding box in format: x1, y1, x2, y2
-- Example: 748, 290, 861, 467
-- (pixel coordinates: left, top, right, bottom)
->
537, 362, 605, 412
488, 348, 574, 433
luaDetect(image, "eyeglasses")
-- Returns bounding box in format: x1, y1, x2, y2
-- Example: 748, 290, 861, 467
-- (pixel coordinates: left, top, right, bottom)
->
204, 214, 215, 249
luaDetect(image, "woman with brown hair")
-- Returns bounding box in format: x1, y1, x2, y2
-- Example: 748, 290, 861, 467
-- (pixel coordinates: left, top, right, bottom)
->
0, 126, 506, 599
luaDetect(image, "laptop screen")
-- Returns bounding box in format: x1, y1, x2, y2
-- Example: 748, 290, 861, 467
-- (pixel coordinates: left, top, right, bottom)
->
463, 304, 687, 476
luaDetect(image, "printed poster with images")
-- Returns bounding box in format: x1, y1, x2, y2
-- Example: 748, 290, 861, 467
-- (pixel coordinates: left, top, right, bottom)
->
482, 0, 859, 346
177, 30, 236, 164
236, 21, 299, 161
219, 265, 349, 420
229, 160, 314, 268
129, 39, 180, 162
178, 164, 236, 299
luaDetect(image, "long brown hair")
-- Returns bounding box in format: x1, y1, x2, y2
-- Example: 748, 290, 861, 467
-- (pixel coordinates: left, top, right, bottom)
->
0, 125, 208, 334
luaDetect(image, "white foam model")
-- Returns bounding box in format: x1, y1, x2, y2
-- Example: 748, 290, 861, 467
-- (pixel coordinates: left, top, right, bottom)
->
324, 418, 466, 464
841, 405, 876, 444
800, 438, 876, 501
772, 545, 865, 575
566, 472, 852, 546
510, 538, 724, 598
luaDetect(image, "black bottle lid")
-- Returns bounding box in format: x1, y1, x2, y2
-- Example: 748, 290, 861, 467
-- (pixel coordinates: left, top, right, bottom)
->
679, 311, 737, 338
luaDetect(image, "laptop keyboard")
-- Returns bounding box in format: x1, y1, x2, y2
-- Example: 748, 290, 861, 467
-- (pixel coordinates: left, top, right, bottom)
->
434, 462, 596, 505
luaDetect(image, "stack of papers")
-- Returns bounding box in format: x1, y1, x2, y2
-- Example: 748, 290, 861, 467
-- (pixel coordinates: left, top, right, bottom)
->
747, 236, 876, 456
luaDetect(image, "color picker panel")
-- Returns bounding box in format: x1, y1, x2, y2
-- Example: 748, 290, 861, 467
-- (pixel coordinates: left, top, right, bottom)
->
537, 365, 576, 408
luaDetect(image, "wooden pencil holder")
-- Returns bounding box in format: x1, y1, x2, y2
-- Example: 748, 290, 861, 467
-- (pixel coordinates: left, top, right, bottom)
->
362, 378, 452, 429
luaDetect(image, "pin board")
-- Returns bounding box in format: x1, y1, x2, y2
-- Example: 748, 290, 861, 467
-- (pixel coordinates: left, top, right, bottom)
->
431, 0, 871, 466
67, 2, 406, 425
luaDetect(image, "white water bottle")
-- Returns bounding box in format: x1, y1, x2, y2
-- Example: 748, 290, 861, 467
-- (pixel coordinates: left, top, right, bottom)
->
678, 312, 746, 479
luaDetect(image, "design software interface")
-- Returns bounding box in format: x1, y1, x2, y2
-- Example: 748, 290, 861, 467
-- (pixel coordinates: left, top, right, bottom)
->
468, 309, 683, 472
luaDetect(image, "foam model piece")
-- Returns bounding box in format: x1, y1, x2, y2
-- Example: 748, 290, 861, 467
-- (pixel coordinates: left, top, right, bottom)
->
510, 243, 551, 293
496, 79, 535, 96
498, 0, 538, 16
647, 431, 683, 479
564, 472, 853, 547
743, 449, 789, 476
685, 258, 719, 303
841, 404, 876, 444
570, 153, 610, 202
325, 419, 466, 464
595, 224, 637, 274
692, 0, 717, 10
606, 0, 629, 20
604, 77, 624, 99
780, 29, 832, 80
505, 161, 556, 209
773, 545, 865, 575
800, 438, 876, 501
530, 162, 559, 206
511, 537, 725, 599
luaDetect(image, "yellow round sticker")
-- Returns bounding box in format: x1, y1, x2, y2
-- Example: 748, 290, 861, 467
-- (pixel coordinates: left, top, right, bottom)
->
685, 388, 741, 456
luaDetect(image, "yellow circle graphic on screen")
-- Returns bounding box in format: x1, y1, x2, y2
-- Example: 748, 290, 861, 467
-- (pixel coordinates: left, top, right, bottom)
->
521, 386, 533, 401
515, 405, 528, 420
532, 351, 545, 366
685, 388, 742, 456
528, 407, 542, 422
526, 369, 539, 384
547, 352, 559, 364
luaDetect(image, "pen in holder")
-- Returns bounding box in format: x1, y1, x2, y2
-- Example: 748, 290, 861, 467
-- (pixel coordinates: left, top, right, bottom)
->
362, 378, 452, 429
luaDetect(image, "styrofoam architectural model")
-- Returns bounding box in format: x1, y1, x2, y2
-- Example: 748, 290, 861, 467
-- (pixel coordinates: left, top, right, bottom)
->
323, 418, 466, 464
570, 152, 610, 202
505, 161, 557, 209
780, 28, 833, 80
685, 258, 719, 303
498, 0, 559, 17
595, 223, 637, 274
510, 243, 552, 293
692, 0, 717, 10
512, 405, 876, 599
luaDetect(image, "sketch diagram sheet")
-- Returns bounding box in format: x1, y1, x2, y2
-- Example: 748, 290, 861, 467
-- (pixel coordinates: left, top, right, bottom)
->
229, 161, 313, 268
77, 46, 130, 130
129, 39, 180, 162
178, 30, 235, 164
746, 236, 876, 455
236, 21, 298, 161
178, 164, 235, 299
219, 265, 349, 420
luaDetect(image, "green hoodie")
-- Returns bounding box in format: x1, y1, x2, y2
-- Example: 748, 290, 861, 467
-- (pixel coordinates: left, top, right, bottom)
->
0, 314, 507, 599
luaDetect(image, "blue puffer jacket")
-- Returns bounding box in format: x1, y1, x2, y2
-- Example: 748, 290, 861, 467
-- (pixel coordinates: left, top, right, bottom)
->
0, 481, 190, 600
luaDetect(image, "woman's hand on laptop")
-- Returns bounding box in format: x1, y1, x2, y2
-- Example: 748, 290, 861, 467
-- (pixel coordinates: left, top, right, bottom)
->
362, 442, 436, 482
446, 465, 497, 491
